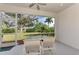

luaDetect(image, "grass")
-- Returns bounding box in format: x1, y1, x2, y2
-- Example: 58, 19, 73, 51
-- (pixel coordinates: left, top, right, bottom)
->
2, 32, 40, 42
3, 33, 26, 41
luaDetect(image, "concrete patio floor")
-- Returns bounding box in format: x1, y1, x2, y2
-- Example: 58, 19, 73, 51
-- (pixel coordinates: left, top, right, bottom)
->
0, 41, 79, 55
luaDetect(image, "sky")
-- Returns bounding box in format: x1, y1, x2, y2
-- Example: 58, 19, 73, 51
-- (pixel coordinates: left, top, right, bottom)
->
35, 16, 55, 27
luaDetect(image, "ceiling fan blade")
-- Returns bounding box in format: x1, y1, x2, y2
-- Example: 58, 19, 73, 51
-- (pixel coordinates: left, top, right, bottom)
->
29, 3, 35, 8
37, 5, 40, 10
38, 3, 47, 5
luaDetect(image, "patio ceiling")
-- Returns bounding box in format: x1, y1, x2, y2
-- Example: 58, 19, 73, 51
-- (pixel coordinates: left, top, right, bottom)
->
2, 3, 74, 13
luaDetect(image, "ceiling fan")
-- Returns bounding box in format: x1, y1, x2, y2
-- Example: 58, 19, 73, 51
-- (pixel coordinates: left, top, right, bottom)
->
29, 3, 47, 10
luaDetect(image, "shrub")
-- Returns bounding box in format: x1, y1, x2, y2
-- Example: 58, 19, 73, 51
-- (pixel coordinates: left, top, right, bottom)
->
2, 28, 15, 33
26, 28, 35, 32
49, 27, 55, 32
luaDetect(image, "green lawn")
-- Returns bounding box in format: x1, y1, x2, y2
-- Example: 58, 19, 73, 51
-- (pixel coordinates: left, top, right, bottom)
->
3, 33, 26, 41
3, 32, 40, 41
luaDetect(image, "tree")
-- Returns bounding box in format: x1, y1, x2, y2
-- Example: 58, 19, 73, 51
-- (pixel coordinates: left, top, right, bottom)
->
5, 13, 16, 18
34, 22, 42, 32
2, 13, 16, 34
34, 22, 51, 32
3, 13, 16, 28
45, 17, 53, 27
17, 15, 34, 32
3, 20, 9, 28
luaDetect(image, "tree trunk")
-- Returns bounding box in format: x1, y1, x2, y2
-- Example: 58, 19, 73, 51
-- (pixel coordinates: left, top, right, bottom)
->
20, 26, 23, 32
48, 23, 50, 27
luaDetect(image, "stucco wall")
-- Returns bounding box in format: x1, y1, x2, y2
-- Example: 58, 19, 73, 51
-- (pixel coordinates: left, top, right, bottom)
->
55, 4, 79, 49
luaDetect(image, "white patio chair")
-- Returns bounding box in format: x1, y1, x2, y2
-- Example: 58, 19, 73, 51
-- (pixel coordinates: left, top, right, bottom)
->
24, 40, 41, 55
41, 37, 55, 55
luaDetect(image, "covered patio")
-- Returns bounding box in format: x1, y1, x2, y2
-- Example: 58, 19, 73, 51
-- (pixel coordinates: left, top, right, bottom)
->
0, 3, 79, 55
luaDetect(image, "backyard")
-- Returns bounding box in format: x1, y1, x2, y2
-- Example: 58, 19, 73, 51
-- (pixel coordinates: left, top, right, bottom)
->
0, 12, 55, 42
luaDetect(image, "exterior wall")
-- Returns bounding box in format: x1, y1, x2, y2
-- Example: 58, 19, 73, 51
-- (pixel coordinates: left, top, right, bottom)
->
55, 4, 79, 49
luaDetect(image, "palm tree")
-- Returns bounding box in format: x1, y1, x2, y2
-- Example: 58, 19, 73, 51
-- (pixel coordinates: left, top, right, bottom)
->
45, 17, 53, 27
